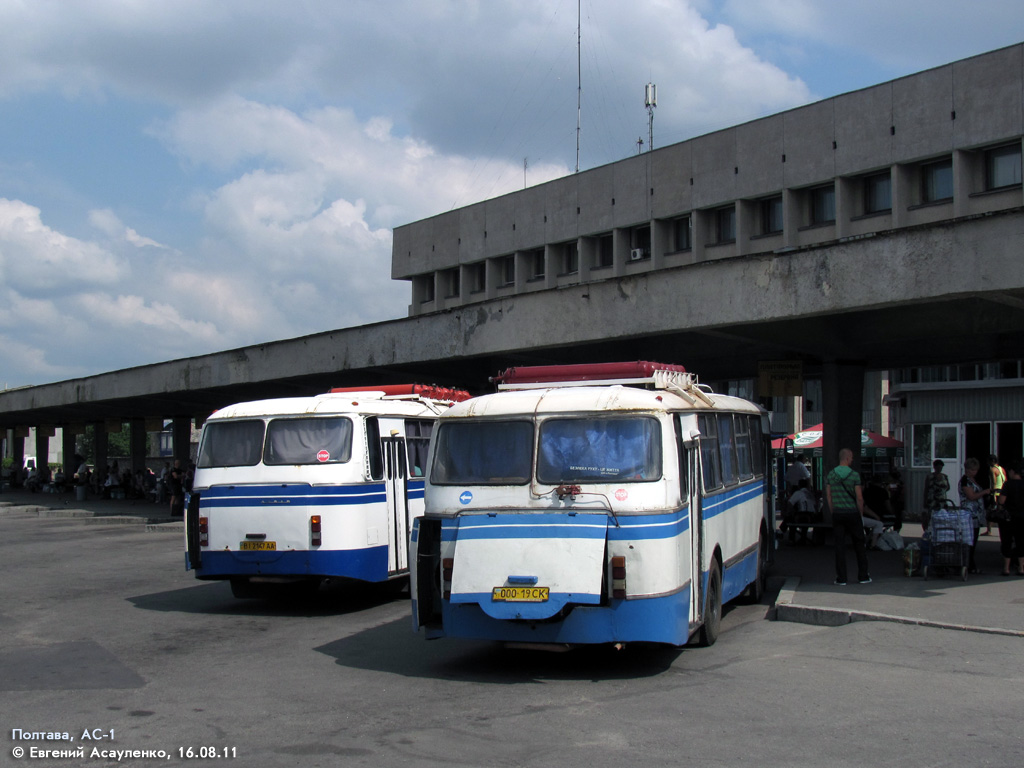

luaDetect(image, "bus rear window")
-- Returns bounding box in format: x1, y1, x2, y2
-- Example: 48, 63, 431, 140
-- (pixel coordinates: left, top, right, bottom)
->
430, 421, 533, 485
538, 417, 662, 483
198, 420, 266, 468
264, 417, 353, 465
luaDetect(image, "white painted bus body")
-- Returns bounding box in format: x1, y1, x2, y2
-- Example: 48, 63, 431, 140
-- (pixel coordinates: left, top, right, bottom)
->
411, 384, 771, 646
186, 392, 448, 595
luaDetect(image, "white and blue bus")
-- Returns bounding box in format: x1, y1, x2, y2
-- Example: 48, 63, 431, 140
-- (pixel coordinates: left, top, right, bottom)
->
411, 362, 773, 647
185, 385, 469, 598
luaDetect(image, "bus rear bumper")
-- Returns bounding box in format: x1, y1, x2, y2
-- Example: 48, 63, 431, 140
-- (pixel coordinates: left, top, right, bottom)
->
192, 546, 390, 582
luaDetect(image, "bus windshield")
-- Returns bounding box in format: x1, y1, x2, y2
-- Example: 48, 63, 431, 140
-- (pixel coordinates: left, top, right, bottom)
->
198, 420, 266, 468
537, 416, 662, 483
264, 417, 353, 465
430, 420, 533, 485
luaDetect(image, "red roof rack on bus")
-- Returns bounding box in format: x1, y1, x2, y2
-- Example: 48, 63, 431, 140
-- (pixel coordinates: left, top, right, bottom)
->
328, 384, 472, 403
492, 361, 715, 405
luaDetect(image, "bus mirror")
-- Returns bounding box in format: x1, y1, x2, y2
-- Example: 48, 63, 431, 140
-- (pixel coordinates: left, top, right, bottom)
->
683, 429, 700, 447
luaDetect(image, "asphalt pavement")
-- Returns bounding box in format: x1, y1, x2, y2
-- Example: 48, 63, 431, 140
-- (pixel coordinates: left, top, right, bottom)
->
2, 486, 1023, 638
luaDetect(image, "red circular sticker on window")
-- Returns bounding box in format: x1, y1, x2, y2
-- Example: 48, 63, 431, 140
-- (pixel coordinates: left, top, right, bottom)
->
316, 450, 331, 462
614, 488, 628, 501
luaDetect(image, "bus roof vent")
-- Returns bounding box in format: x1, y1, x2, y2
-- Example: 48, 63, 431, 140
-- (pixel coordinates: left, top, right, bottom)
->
328, 384, 472, 404
493, 361, 695, 391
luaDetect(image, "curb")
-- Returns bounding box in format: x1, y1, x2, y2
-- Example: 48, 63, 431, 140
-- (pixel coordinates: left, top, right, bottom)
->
0, 503, 179, 530
773, 576, 1024, 638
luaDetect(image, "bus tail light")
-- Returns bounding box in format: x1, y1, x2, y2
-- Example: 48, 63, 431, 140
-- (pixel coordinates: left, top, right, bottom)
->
310, 515, 322, 547
442, 558, 454, 599
198, 517, 209, 548
611, 556, 627, 599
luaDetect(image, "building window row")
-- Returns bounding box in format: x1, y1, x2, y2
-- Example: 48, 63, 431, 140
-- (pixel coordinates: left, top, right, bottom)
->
413, 142, 1021, 309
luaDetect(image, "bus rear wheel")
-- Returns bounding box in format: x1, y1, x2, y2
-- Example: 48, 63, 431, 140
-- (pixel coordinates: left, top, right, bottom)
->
696, 560, 722, 647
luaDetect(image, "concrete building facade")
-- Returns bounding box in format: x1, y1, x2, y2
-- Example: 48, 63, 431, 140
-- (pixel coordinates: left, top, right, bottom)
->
395, 44, 1023, 316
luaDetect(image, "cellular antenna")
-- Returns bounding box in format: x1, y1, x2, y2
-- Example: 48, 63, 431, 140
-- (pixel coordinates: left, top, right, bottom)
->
645, 83, 657, 152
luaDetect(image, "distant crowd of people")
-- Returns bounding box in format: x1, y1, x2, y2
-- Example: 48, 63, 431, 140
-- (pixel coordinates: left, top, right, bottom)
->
782, 450, 1023, 582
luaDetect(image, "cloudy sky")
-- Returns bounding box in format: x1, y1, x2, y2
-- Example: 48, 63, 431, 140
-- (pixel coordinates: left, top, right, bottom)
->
2, 0, 1022, 389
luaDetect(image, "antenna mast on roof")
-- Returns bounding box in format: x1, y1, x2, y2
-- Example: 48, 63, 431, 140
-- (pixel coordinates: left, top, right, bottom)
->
575, 0, 581, 173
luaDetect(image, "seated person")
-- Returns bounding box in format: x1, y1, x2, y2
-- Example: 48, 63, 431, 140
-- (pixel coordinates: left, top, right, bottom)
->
862, 506, 885, 548
786, 479, 818, 543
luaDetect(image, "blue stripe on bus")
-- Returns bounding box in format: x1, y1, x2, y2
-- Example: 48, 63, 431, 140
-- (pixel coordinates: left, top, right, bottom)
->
201, 483, 389, 498
200, 494, 387, 509
446, 514, 608, 542
198, 483, 393, 508
701, 479, 764, 519
194, 545, 391, 582
438, 510, 692, 542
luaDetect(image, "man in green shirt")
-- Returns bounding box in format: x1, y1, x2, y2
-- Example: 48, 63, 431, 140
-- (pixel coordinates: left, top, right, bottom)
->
826, 448, 871, 585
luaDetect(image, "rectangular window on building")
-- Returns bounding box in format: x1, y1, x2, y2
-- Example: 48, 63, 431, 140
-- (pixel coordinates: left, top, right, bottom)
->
563, 241, 578, 274
596, 234, 614, 268
986, 143, 1022, 190
922, 158, 953, 202
418, 274, 435, 303
673, 215, 691, 251
864, 172, 892, 213
469, 262, 485, 293
760, 196, 783, 234
629, 225, 651, 260
529, 249, 545, 281
810, 185, 835, 224
443, 268, 460, 298
499, 255, 515, 286
716, 206, 736, 243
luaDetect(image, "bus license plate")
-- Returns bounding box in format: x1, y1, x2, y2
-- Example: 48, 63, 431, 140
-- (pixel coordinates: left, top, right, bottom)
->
239, 541, 276, 551
492, 586, 549, 602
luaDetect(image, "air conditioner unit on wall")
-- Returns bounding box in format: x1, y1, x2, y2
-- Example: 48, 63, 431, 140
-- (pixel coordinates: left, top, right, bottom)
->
629, 248, 647, 261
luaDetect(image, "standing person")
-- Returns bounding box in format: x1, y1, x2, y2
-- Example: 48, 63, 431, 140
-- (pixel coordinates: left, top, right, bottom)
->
987, 455, 1006, 536
959, 458, 991, 574
826, 448, 871, 585
995, 462, 1024, 576
168, 459, 185, 518
922, 459, 950, 530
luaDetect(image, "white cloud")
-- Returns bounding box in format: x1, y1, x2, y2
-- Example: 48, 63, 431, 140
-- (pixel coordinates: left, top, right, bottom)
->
0, 199, 126, 294
89, 208, 168, 249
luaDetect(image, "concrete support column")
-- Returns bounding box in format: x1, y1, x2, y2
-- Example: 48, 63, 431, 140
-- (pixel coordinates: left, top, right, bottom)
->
782, 188, 800, 248
172, 417, 192, 466
835, 177, 855, 239
736, 200, 754, 256
891, 163, 910, 228
62, 429, 77, 476
12, 430, 25, 471
612, 228, 627, 277
92, 424, 109, 477
822, 361, 865, 474
35, 428, 50, 470
129, 418, 147, 473
952, 148, 972, 219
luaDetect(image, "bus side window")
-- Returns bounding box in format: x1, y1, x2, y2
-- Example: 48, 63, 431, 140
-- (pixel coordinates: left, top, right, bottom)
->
734, 414, 753, 480
748, 415, 765, 477
698, 414, 722, 491
406, 419, 432, 477
717, 414, 739, 486
365, 417, 384, 480
674, 415, 688, 498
